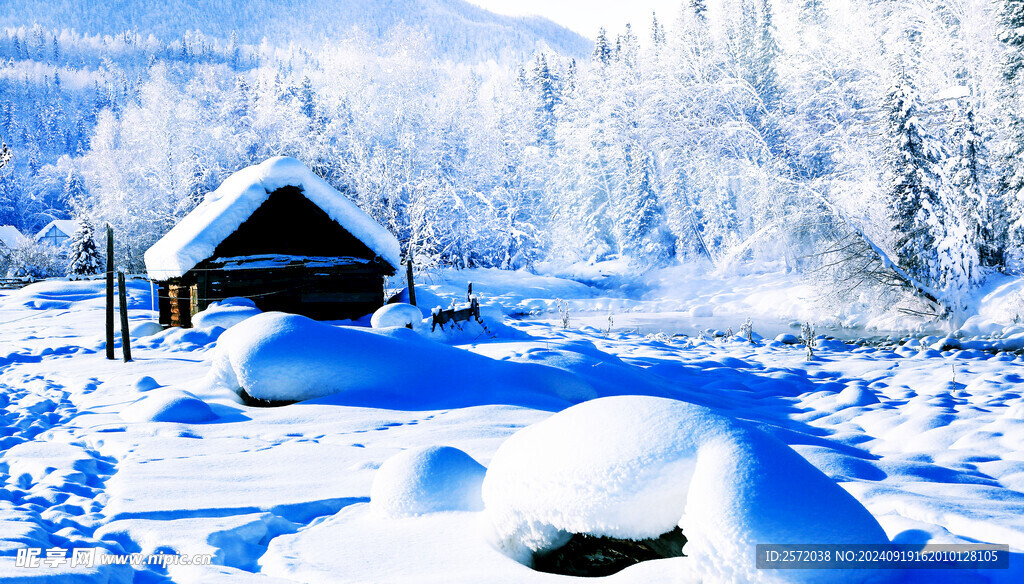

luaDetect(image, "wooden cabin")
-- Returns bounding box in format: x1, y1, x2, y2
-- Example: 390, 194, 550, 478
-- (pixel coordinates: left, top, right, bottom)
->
144, 157, 400, 327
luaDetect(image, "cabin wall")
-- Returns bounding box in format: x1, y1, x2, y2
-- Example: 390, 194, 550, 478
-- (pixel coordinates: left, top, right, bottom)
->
198, 265, 386, 321
166, 282, 193, 328
158, 266, 389, 327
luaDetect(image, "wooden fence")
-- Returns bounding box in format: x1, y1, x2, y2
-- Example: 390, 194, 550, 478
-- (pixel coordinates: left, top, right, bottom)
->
0, 277, 32, 290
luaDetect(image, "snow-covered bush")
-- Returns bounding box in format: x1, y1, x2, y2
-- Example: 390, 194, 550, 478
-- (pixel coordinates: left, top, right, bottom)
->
482, 396, 889, 582
5, 241, 66, 279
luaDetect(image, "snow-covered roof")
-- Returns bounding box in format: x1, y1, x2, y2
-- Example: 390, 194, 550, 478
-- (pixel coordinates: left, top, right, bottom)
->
35, 220, 78, 242
0, 225, 28, 250
144, 157, 401, 280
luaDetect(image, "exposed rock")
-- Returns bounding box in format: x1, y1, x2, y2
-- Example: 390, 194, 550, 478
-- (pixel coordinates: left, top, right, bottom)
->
532, 527, 686, 578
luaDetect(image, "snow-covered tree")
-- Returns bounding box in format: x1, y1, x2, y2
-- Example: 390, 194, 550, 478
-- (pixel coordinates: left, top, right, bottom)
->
948, 101, 1001, 268
66, 216, 102, 277
532, 53, 558, 148
593, 28, 612, 65
690, 0, 708, 21
997, 0, 1024, 267
884, 67, 943, 286
615, 148, 674, 267
0, 141, 11, 169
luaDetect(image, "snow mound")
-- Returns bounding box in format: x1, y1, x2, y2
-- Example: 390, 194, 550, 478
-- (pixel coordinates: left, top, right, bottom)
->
775, 333, 799, 344
482, 396, 889, 581
131, 321, 164, 337
133, 325, 225, 352
133, 375, 161, 392
124, 391, 217, 423
958, 315, 1004, 337
144, 156, 401, 280
835, 385, 880, 408
370, 446, 486, 518
371, 303, 424, 330
192, 297, 262, 329
209, 312, 595, 407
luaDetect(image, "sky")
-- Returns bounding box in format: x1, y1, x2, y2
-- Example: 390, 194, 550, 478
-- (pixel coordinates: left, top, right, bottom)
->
465, 0, 682, 39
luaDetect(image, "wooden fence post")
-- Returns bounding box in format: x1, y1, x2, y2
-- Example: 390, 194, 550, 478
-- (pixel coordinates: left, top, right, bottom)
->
105, 225, 115, 360
406, 261, 417, 307
118, 271, 132, 362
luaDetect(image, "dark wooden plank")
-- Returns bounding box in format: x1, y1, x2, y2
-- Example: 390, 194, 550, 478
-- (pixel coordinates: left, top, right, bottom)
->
105, 225, 115, 360
118, 272, 132, 362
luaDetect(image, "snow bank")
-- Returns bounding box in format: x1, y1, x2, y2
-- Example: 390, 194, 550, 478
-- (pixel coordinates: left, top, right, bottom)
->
209, 312, 595, 408
144, 156, 401, 280
482, 396, 889, 582
370, 446, 486, 518
191, 297, 262, 329
0, 279, 151, 311
370, 303, 423, 330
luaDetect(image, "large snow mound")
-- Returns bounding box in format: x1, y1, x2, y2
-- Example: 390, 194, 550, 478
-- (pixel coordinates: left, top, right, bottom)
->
482, 395, 889, 582
209, 312, 595, 408
370, 446, 486, 518
144, 156, 401, 279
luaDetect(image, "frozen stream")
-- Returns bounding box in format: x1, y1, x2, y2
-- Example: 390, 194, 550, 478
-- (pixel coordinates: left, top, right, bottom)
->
526, 310, 953, 343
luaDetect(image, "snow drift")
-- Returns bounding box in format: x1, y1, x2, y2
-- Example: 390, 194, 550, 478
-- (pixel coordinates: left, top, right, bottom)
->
482, 395, 890, 582
209, 312, 595, 408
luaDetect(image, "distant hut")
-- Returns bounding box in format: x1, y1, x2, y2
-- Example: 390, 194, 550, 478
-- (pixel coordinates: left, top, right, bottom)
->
0, 225, 28, 253
35, 220, 77, 246
144, 157, 400, 328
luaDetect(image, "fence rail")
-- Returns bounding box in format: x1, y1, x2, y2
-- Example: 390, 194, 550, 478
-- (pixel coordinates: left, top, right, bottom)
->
0, 277, 33, 290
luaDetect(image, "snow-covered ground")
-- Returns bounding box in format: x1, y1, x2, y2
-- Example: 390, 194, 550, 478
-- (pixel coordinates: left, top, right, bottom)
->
0, 270, 1022, 583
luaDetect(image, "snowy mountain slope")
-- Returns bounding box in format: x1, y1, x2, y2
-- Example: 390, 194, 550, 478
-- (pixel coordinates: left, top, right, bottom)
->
0, 0, 591, 60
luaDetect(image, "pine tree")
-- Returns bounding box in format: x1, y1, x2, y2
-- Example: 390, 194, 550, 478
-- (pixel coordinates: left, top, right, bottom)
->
66, 217, 102, 277
651, 12, 666, 46
62, 170, 85, 208
616, 148, 674, 267
691, 0, 708, 21
593, 28, 612, 65
298, 76, 317, 121
752, 0, 782, 112
997, 0, 1024, 266
799, 0, 826, 25
735, 0, 785, 157
949, 102, 1001, 268
532, 53, 557, 148
885, 68, 943, 285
